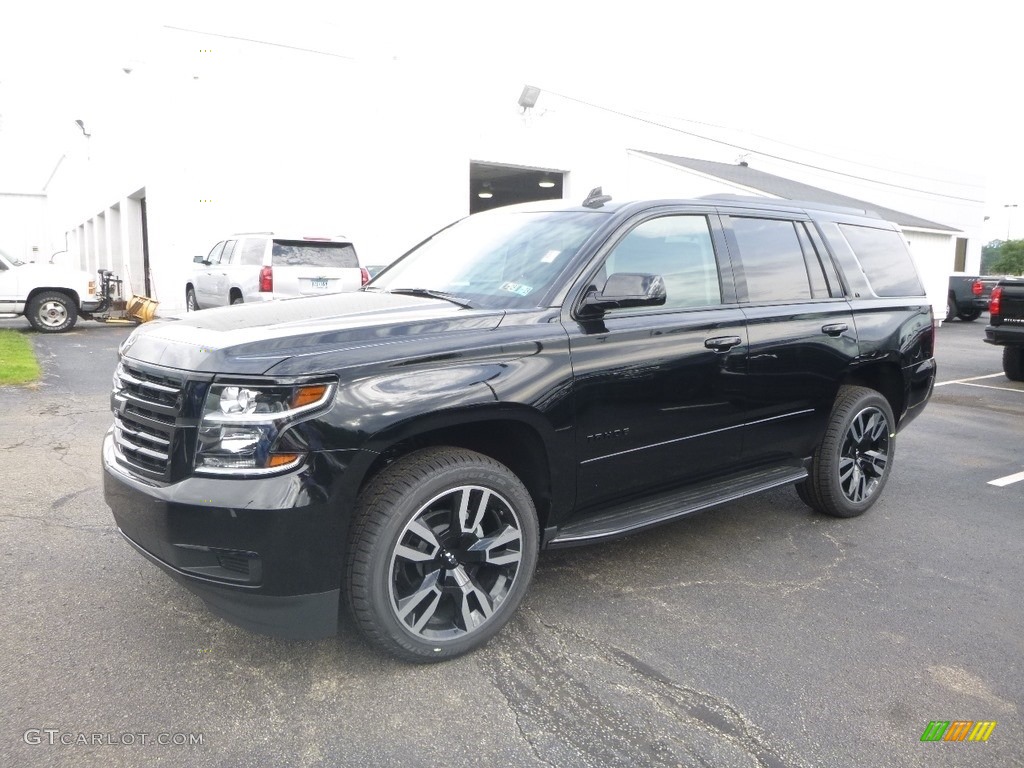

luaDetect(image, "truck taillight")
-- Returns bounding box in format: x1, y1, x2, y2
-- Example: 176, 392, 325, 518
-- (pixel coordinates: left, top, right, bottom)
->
989, 286, 1002, 317
360, 267, 370, 286
972, 280, 984, 296
259, 266, 273, 293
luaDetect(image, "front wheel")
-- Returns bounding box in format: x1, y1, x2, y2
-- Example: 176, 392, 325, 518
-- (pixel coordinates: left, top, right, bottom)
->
945, 295, 957, 322
1003, 346, 1024, 382
26, 291, 78, 333
797, 386, 895, 518
186, 287, 199, 312
346, 447, 539, 662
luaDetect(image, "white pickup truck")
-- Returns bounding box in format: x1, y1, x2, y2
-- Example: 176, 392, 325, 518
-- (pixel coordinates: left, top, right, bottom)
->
0, 248, 106, 332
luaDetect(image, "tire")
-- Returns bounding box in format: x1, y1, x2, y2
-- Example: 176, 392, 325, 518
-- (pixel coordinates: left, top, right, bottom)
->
957, 309, 982, 322
230, 293, 243, 306
186, 287, 199, 312
1003, 346, 1024, 382
26, 291, 78, 333
346, 447, 539, 662
945, 295, 957, 322
796, 385, 895, 518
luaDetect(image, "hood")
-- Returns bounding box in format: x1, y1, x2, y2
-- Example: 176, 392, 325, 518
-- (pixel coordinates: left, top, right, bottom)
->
14, 261, 94, 284
121, 291, 505, 374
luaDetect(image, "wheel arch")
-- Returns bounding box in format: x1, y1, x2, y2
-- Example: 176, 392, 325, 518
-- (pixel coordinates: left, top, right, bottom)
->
26, 286, 80, 308
355, 407, 565, 535
841, 362, 905, 423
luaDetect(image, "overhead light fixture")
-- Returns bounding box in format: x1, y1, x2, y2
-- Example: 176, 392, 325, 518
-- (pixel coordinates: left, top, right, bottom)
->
518, 85, 541, 110
538, 179, 555, 189
478, 182, 493, 199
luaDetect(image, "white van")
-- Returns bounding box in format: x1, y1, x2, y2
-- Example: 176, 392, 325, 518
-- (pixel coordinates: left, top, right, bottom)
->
186, 233, 367, 310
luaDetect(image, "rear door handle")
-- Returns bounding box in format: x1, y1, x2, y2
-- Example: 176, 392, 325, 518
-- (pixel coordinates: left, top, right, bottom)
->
821, 323, 848, 337
704, 335, 743, 352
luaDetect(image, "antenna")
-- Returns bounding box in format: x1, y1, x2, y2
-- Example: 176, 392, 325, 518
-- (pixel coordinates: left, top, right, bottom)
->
582, 187, 612, 208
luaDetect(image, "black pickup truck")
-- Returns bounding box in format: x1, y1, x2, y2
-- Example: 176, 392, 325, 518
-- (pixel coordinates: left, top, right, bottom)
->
984, 278, 1024, 380
947, 274, 998, 322
102, 193, 935, 660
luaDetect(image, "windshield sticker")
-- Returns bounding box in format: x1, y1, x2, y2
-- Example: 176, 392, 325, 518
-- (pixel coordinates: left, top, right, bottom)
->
541, 250, 561, 264
499, 282, 534, 297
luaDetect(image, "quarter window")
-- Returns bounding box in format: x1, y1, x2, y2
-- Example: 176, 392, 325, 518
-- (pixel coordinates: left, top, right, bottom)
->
239, 238, 268, 266
602, 215, 721, 312
837, 224, 924, 297
730, 218, 812, 303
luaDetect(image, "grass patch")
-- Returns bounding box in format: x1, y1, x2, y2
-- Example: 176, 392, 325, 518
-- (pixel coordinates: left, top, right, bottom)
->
0, 329, 41, 385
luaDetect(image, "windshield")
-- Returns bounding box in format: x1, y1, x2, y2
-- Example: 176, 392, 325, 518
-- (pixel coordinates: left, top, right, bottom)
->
0, 247, 24, 266
371, 209, 607, 309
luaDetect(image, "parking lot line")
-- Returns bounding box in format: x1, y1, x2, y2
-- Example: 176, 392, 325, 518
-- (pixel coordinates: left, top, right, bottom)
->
988, 470, 1024, 487
933, 373, 1005, 387
957, 382, 1024, 393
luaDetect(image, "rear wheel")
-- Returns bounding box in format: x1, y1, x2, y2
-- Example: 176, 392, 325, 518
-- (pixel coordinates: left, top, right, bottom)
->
957, 309, 981, 322
26, 291, 78, 333
797, 386, 895, 518
1003, 346, 1024, 382
346, 447, 538, 662
230, 291, 243, 306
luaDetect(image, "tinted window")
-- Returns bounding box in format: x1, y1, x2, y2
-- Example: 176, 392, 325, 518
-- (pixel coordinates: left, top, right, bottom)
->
239, 238, 268, 266
795, 223, 830, 298
730, 218, 811, 302
272, 241, 358, 269
603, 215, 721, 312
837, 224, 924, 296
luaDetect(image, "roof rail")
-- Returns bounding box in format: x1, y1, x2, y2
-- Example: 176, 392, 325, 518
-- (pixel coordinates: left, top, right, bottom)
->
699, 194, 883, 219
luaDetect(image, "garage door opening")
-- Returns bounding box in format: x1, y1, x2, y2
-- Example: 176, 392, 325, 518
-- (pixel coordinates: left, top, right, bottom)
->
470, 162, 565, 214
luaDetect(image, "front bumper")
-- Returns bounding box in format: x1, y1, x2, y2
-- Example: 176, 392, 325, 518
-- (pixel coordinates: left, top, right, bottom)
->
102, 431, 358, 639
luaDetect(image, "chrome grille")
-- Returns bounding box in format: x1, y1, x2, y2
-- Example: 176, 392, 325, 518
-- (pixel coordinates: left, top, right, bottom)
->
111, 361, 184, 480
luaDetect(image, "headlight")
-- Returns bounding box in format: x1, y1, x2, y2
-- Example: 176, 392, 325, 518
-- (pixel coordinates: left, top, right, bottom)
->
195, 380, 335, 475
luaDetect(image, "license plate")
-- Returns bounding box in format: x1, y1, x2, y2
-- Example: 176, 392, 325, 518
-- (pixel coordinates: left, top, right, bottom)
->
310, 279, 329, 289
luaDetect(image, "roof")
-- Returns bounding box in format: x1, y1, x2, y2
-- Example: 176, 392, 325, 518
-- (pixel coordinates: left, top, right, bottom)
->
632, 151, 959, 233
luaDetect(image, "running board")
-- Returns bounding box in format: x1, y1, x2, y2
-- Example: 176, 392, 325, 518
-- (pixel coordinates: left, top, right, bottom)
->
548, 465, 808, 547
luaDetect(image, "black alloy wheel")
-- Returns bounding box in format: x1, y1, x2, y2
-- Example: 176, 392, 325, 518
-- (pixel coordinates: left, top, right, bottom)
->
346, 447, 538, 661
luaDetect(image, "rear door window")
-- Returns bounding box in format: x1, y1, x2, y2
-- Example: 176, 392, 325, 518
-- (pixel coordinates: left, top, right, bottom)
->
836, 224, 924, 297
271, 241, 358, 268
728, 217, 812, 303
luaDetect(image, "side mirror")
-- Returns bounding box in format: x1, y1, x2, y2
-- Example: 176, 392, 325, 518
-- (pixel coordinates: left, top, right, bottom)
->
193, 254, 207, 264
581, 272, 667, 312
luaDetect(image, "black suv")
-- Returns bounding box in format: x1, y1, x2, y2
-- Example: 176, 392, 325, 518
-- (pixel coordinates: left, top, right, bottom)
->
103, 192, 936, 661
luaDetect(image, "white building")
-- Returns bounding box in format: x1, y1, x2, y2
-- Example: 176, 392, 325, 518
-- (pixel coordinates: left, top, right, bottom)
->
39, 30, 979, 317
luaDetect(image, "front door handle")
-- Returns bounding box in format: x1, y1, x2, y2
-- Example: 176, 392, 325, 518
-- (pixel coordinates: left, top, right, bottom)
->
704, 335, 742, 352
821, 323, 848, 337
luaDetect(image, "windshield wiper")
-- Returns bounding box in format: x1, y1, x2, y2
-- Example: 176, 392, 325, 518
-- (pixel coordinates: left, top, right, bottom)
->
387, 288, 475, 309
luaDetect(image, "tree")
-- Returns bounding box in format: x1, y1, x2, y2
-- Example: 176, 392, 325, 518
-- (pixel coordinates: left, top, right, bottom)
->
981, 240, 1004, 274
992, 239, 1024, 275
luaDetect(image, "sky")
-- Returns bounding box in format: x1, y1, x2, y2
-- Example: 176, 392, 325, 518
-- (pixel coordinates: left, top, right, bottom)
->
2, 0, 1022, 240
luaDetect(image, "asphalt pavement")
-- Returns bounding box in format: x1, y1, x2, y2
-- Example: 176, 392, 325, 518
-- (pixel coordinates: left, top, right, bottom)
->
0, 316, 1021, 768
